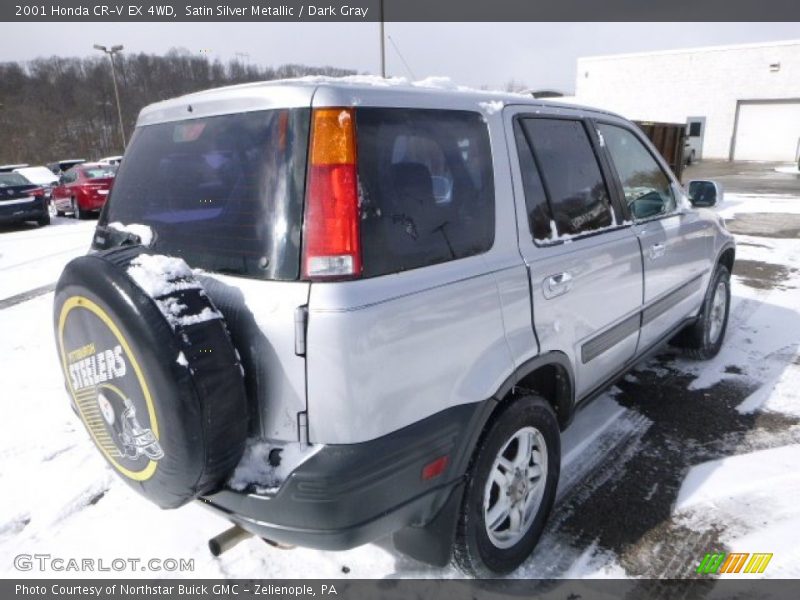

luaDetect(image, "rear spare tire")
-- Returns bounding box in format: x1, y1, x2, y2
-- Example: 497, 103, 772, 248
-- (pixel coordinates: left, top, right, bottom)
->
53, 246, 248, 508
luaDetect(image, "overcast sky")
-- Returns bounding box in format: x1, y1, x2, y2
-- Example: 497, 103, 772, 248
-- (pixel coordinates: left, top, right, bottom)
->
3, 22, 799, 92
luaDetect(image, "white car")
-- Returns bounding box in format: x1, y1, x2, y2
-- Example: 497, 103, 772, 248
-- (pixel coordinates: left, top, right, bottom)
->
96, 155, 123, 166
13, 165, 59, 199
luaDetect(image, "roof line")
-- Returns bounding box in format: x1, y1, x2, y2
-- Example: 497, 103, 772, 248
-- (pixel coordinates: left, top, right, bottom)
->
579, 38, 800, 62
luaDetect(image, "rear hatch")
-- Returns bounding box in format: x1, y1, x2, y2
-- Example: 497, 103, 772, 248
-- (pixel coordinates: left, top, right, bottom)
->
81, 168, 116, 201
93, 106, 312, 442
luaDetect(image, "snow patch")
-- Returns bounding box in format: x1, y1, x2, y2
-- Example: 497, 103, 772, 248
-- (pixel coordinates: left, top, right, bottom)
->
288, 74, 530, 98
675, 444, 800, 511
127, 254, 200, 298
175, 307, 222, 327
126, 254, 221, 329
478, 100, 504, 115
228, 441, 322, 494
107, 222, 154, 246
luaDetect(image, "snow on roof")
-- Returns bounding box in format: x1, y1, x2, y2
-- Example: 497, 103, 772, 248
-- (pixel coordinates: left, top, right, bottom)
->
137, 75, 615, 126
156, 74, 533, 104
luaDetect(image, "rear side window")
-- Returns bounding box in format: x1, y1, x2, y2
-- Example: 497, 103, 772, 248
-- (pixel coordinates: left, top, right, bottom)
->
356, 108, 495, 277
513, 121, 553, 242
521, 118, 613, 237
97, 109, 310, 280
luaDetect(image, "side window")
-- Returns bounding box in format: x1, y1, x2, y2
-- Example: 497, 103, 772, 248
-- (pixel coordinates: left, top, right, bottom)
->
522, 118, 614, 237
356, 108, 495, 277
63, 171, 77, 184
598, 123, 676, 220
513, 120, 553, 242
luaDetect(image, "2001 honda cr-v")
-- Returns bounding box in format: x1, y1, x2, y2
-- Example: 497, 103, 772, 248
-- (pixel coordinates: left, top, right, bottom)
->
53, 78, 734, 576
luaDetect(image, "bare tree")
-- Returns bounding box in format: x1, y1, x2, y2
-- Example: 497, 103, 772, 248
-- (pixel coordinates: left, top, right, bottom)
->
0, 50, 356, 164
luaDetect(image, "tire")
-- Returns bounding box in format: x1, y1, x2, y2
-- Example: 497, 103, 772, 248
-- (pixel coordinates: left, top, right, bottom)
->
672, 264, 731, 360
453, 395, 560, 576
72, 198, 83, 220
53, 246, 248, 508
37, 212, 51, 227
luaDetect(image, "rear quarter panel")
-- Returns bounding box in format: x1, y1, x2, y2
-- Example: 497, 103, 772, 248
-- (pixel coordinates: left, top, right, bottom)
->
306, 99, 530, 444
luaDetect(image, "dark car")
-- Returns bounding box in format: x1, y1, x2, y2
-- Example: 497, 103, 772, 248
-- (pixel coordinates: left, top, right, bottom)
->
47, 159, 87, 175
51, 163, 116, 219
0, 172, 50, 227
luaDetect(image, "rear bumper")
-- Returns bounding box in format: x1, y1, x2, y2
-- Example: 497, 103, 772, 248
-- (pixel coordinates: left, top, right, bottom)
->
198, 402, 482, 550
78, 195, 107, 211
0, 197, 47, 223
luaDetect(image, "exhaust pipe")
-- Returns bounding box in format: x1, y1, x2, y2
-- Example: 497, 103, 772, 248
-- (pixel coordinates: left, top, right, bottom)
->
208, 525, 252, 557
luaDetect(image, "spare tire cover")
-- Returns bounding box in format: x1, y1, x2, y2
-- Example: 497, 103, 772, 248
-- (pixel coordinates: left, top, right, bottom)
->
53, 246, 248, 509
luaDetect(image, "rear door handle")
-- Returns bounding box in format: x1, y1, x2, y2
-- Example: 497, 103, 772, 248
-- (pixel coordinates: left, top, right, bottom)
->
543, 271, 573, 299
649, 243, 666, 260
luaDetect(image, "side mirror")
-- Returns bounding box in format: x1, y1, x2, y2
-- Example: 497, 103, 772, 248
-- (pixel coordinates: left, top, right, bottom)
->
687, 180, 723, 208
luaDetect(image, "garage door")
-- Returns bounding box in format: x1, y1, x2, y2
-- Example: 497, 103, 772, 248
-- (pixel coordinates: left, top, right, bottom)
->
733, 101, 800, 162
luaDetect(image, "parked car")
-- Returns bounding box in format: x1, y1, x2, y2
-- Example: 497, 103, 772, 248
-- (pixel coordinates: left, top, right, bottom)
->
0, 171, 50, 226
52, 80, 734, 576
51, 163, 116, 219
13, 165, 59, 200
97, 155, 123, 166
47, 159, 86, 175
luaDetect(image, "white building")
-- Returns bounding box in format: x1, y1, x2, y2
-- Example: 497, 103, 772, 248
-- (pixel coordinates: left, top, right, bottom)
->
569, 40, 800, 162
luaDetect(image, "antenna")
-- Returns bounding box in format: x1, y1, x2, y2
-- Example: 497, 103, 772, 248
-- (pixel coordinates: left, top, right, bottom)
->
387, 35, 417, 80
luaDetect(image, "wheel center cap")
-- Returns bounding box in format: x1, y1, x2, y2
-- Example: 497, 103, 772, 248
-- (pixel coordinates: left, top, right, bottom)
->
509, 473, 527, 503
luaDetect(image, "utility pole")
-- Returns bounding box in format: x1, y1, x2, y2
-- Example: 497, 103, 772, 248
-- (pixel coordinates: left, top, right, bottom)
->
379, 0, 386, 77
94, 44, 126, 149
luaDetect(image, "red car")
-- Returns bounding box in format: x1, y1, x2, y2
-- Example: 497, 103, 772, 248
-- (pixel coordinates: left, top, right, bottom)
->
51, 163, 116, 219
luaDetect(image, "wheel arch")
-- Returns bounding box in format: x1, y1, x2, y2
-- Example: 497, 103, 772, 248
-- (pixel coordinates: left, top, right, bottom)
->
392, 351, 574, 568
717, 243, 735, 274
494, 351, 575, 431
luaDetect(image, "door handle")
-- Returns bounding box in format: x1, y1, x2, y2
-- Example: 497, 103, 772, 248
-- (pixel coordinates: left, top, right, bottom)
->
649, 243, 666, 260
543, 271, 573, 298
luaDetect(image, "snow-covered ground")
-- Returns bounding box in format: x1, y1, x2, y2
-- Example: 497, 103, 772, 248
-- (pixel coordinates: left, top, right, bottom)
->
1, 192, 799, 578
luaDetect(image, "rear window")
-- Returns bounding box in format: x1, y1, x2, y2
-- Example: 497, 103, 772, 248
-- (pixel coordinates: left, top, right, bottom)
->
81, 167, 117, 179
356, 108, 495, 277
97, 109, 310, 280
0, 173, 30, 187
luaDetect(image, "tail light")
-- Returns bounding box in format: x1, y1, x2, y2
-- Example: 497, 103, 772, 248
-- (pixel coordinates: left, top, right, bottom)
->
302, 108, 361, 280
29, 187, 46, 197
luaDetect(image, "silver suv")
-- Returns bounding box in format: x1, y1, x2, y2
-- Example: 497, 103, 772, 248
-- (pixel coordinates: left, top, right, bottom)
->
54, 79, 734, 576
